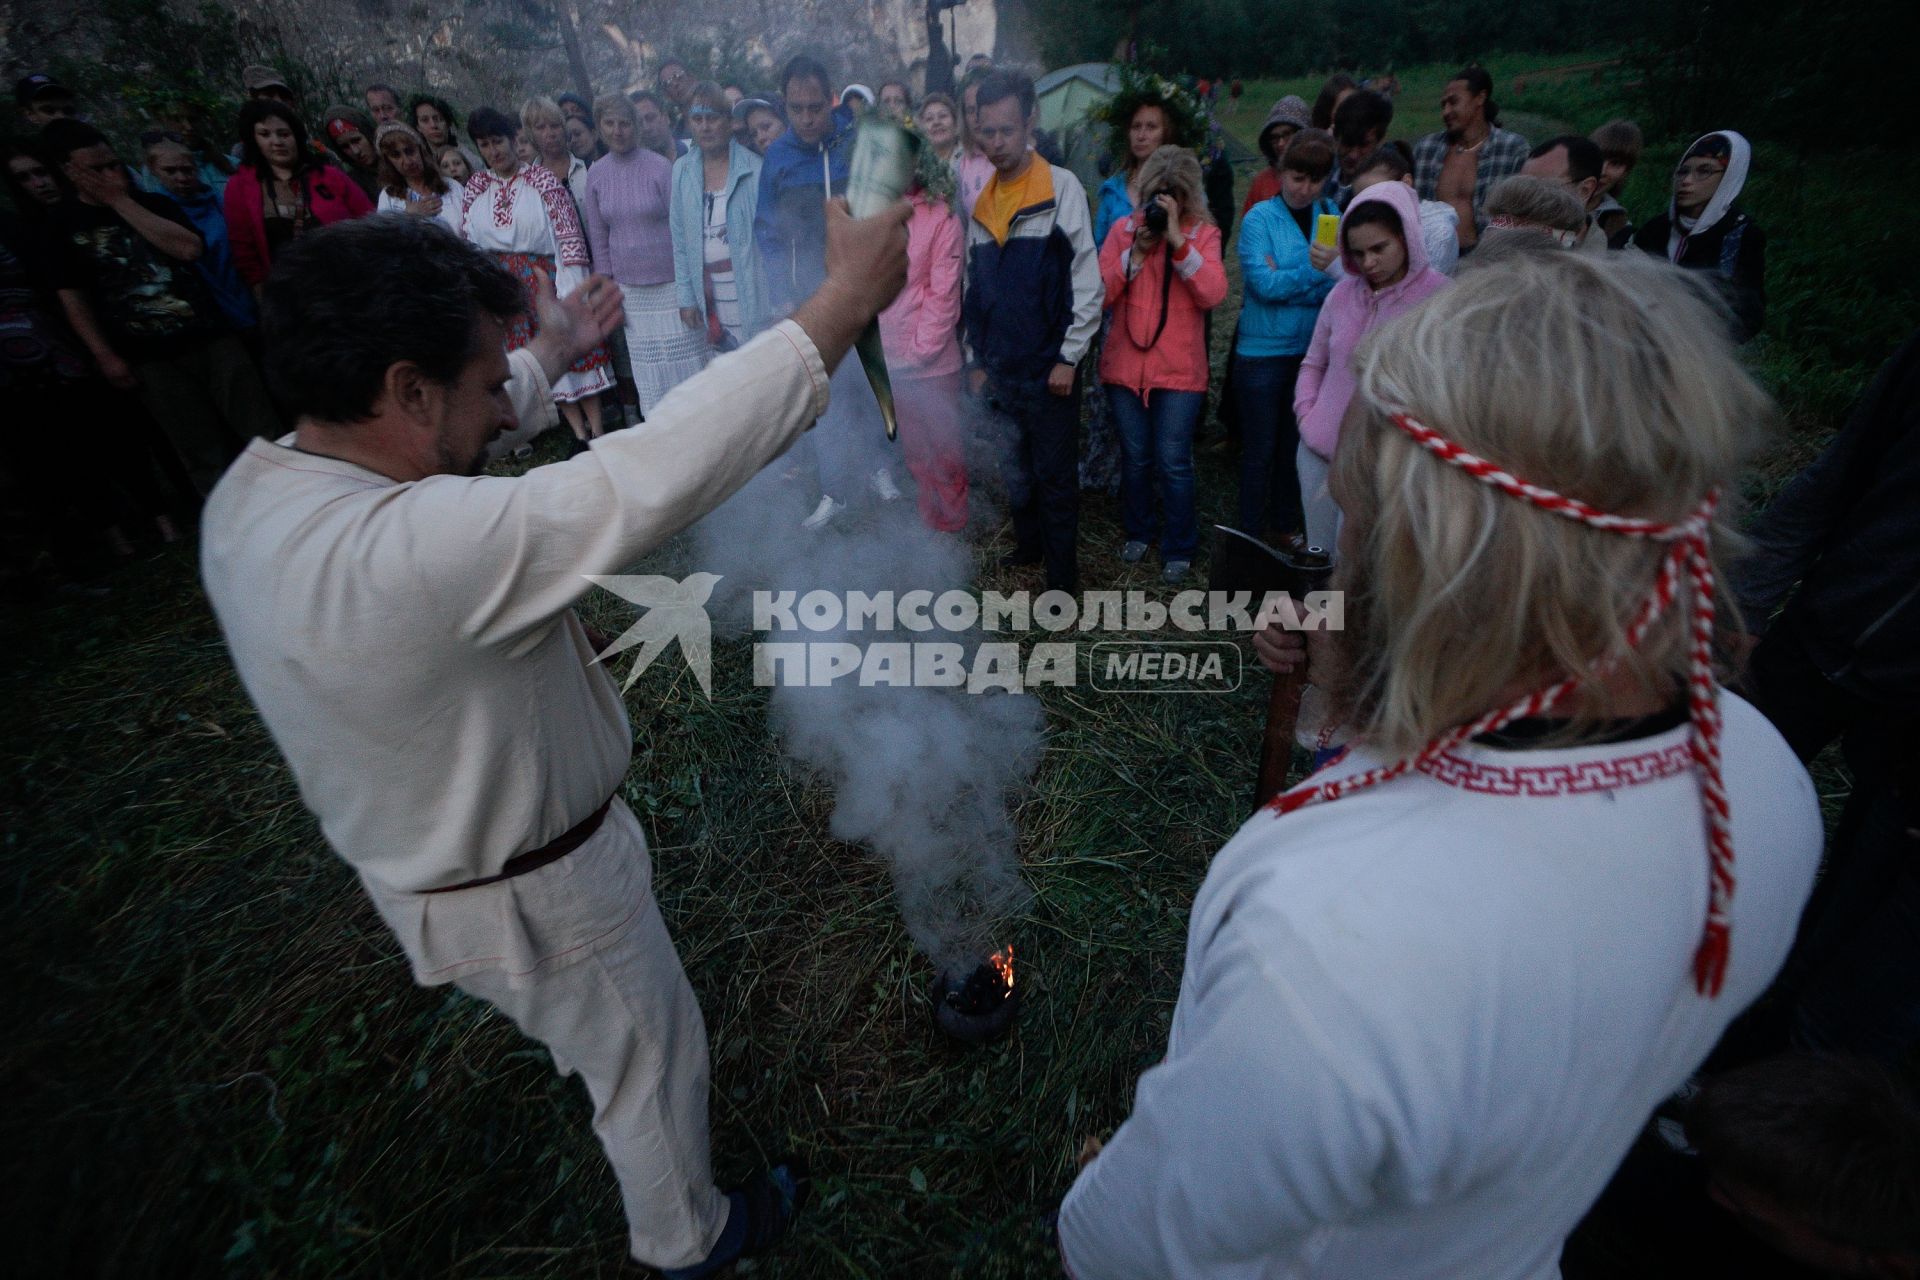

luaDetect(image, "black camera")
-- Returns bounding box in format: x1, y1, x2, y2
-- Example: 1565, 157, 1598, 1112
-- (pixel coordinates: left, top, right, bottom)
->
1141, 187, 1176, 236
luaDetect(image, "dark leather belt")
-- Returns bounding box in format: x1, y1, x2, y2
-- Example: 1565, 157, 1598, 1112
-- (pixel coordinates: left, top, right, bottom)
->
424, 795, 615, 894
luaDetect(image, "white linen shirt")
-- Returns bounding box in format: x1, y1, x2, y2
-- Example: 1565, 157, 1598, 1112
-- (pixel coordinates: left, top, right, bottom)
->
1058, 694, 1821, 1280
200, 324, 829, 900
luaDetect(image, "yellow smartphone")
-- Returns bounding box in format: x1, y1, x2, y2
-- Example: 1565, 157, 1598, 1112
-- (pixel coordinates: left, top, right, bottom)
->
1314, 213, 1340, 248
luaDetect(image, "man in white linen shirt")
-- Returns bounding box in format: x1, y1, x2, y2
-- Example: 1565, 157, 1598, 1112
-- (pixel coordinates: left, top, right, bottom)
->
1057, 252, 1823, 1279
200, 208, 908, 1278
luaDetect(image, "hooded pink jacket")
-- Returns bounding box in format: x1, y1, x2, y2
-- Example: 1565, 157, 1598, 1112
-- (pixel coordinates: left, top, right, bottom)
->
878, 189, 964, 380
1294, 182, 1451, 458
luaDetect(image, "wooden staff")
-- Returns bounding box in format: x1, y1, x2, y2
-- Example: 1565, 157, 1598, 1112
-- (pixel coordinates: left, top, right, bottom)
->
1211, 525, 1333, 811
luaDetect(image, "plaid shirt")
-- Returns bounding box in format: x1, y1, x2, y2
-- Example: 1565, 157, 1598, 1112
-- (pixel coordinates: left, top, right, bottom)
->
1412, 126, 1531, 231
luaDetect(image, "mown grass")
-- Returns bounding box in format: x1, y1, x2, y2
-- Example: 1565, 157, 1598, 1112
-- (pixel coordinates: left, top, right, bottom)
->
3, 49, 1874, 1278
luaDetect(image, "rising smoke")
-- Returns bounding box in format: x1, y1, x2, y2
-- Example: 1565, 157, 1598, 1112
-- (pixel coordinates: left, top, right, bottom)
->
686, 363, 1043, 969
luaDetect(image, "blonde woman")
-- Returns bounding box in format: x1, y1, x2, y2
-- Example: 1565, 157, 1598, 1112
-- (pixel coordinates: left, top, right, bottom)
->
1061, 250, 1821, 1280
522, 95, 588, 211
1097, 146, 1226, 581
582, 93, 708, 414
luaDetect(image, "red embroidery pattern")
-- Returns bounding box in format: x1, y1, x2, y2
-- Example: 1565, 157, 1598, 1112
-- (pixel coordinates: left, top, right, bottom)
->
491, 170, 520, 230
1418, 742, 1694, 797
525, 163, 589, 268
1271, 410, 1735, 997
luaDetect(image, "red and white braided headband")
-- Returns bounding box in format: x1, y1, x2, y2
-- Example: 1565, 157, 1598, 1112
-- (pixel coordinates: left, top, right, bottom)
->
1271, 412, 1735, 997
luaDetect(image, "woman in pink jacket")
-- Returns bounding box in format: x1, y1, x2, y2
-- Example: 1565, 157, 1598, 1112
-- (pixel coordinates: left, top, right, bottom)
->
877, 162, 968, 532
1097, 146, 1227, 582
225, 99, 373, 291
1293, 180, 1450, 553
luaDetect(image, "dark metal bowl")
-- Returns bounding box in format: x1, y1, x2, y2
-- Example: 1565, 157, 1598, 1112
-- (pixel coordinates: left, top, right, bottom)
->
930, 955, 1023, 1045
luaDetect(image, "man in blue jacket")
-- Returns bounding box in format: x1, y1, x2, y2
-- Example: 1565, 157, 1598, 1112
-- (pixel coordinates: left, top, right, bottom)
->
755, 54, 893, 528
963, 70, 1102, 594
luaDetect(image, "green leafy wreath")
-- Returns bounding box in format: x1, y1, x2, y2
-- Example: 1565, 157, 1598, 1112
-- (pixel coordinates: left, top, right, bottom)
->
1089, 62, 1211, 165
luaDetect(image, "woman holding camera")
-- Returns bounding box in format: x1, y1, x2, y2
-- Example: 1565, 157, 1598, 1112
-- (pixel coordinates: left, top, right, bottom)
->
1098, 146, 1227, 583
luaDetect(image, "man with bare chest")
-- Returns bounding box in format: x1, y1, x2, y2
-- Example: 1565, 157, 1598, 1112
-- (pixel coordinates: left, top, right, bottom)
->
1413, 65, 1530, 252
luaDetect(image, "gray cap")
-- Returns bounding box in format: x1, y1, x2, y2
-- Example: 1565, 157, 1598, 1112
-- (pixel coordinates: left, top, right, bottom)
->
1262, 95, 1311, 135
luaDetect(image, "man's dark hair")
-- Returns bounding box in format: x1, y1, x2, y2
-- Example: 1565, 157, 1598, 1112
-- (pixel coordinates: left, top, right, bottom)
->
779, 55, 831, 100
236, 98, 314, 174
627, 90, 666, 113
555, 91, 590, 116
1332, 89, 1393, 148
261, 216, 527, 424
1530, 134, 1603, 188
38, 118, 109, 164
466, 106, 518, 143
1356, 142, 1413, 183
973, 69, 1035, 120
1280, 128, 1336, 182
1310, 72, 1357, 131
659, 57, 688, 75
1689, 1054, 1920, 1254
1449, 64, 1499, 125
365, 82, 400, 103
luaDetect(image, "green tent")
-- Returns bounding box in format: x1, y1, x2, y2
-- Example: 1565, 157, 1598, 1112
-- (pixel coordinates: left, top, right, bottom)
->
1034, 62, 1121, 193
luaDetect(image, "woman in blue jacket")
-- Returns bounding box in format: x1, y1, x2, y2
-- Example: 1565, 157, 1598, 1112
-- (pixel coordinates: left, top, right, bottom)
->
1233, 130, 1338, 544
671, 81, 768, 349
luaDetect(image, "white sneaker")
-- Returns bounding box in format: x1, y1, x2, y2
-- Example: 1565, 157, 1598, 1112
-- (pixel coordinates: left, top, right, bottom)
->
801, 496, 845, 530
872, 468, 902, 502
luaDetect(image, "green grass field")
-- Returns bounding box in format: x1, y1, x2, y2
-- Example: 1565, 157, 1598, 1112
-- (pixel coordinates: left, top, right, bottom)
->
2, 49, 1874, 1279
1215, 50, 1609, 153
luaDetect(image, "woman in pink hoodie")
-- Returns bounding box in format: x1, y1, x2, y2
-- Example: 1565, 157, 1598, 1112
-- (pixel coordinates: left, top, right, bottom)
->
878, 171, 967, 532
1293, 181, 1450, 552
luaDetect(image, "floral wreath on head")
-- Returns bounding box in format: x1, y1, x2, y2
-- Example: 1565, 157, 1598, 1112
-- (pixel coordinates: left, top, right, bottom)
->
895, 117, 958, 207
1090, 63, 1210, 165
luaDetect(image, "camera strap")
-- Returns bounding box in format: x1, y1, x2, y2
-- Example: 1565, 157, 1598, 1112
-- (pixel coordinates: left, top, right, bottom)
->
1121, 236, 1176, 353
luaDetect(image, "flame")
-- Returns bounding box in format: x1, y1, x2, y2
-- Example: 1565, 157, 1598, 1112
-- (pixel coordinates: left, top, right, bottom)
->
989, 945, 1015, 992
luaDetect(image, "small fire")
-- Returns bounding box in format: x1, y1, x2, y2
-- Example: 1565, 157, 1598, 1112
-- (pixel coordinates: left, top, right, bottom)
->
989, 945, 1015, 993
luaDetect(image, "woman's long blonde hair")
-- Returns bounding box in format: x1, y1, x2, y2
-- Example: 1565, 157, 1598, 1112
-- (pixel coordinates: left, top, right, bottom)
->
1327, 250, 1770, 755
1132, 144, 1213, 226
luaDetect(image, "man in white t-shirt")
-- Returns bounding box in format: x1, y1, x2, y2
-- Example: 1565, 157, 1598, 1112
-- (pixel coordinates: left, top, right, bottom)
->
1057, 250, 1822, 1279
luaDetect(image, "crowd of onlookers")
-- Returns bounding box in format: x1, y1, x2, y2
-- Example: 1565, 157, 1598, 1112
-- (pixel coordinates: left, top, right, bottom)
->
3, 57, 1772, 598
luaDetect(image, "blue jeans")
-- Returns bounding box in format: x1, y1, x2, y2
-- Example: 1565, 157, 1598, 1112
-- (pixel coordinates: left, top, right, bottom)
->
1232, 354, 1304, 538
1105, 386, 1202, 560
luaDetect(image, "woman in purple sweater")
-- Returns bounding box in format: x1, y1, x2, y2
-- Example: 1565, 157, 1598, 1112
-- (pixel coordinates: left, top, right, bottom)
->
581, 94, 708, 414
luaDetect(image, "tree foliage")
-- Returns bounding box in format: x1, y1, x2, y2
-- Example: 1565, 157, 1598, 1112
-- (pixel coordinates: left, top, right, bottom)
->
1019, 0, 1637, 75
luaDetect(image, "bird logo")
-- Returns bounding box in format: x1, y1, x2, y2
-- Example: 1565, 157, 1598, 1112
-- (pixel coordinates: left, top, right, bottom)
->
583, 573, 723, 696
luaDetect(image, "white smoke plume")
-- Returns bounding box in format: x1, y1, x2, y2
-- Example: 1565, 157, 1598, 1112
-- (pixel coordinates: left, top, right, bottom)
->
686, 369, 1042, 969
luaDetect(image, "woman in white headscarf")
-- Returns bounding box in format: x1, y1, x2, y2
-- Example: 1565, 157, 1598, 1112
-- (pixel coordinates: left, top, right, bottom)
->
1634, 131, 1766, 341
